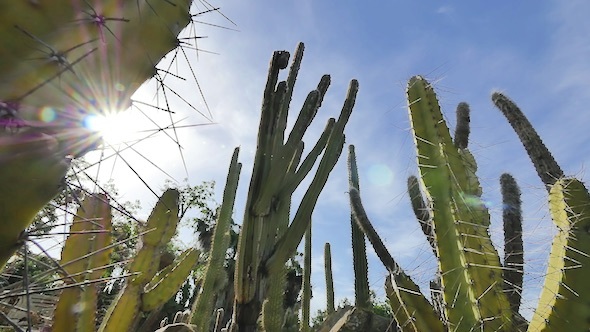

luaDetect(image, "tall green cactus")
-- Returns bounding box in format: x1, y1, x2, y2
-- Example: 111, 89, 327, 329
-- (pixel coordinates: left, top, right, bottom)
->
499, 173, 524, 316
406, 76, 512, 331
324, 243, 335, 315
231, 43, 357, 331
191, 148, 241, 331
300, 224, 312, 332
0, 0, 197, 270
347, 145, 371, 310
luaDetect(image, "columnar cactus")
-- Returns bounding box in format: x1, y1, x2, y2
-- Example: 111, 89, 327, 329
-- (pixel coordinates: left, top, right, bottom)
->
231, 43, 358, 331
190, 148, 241, 331
347, 145, 371, 310
324, 243, 335, 315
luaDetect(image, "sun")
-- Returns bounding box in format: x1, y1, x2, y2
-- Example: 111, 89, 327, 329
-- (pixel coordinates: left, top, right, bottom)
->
83, 111, 138, 146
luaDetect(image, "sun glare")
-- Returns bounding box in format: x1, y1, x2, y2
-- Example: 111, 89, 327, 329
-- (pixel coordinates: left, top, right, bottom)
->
84, 112, 138, 146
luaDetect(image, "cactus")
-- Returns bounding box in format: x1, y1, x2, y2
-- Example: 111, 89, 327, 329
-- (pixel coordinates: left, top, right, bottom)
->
0, 0, 198, 270
300, 224, 312, 332
349, 186, 443, 332
499, 173, 524, 317
492, 93, 590, 331
231, 42, 357, 331
98, 189, 200, 332
492, 93, 563, 188
190, 148, 241, 331
344, 77, 590, 331
324, 243, 335, 315
406, 76, 512, 331
347, 145, 371, 310
52, 193, 112, 332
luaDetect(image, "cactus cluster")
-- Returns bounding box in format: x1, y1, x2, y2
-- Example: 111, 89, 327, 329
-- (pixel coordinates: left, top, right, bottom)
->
342, 76, 590, 331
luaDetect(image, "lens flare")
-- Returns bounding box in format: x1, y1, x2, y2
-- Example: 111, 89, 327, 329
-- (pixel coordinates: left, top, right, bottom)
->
83, 112, 133, 145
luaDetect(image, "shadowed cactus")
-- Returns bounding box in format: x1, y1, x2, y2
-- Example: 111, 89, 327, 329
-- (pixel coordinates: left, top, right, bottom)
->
347, 145, 371, 310
500, 173, 524, 318
0, 0, 202, 271
230, 42, 357, 331
190, 148, 241, 331
52, 193, 112, 332
324, 243, 335, 315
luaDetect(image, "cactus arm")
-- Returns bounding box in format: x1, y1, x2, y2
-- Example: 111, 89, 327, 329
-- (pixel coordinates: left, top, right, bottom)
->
499, 174, 524, 315
52, 193, 112, 332
142, 248, 200, 312
453, 102, 471, 149
233, 49, 289, 306
407, 76, 479, 329
349, 187, 444, 331
98, 283, 143, 332
129, 189, 180, 285
407, 175, 435, 251
191, 148, 241, 331
347, 145, 370, 309
528, 178, 590, 331
265, 79, 357, 275
300, 224, 312, 332
407, 76, 512, 330
324, 243, 335, 315
492, 93, 563, 189
280, 118, 335, 196
99, 189, 181, 332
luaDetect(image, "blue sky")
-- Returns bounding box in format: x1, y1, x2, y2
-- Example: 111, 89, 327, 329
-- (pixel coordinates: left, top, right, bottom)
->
84, 0, 590, 320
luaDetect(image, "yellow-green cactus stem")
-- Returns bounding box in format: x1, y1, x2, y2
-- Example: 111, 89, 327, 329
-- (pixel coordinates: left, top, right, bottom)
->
528, 178, 590, 331
53, 193, 112, 332
142, 248, 200, 312
407, 76, 511, 330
